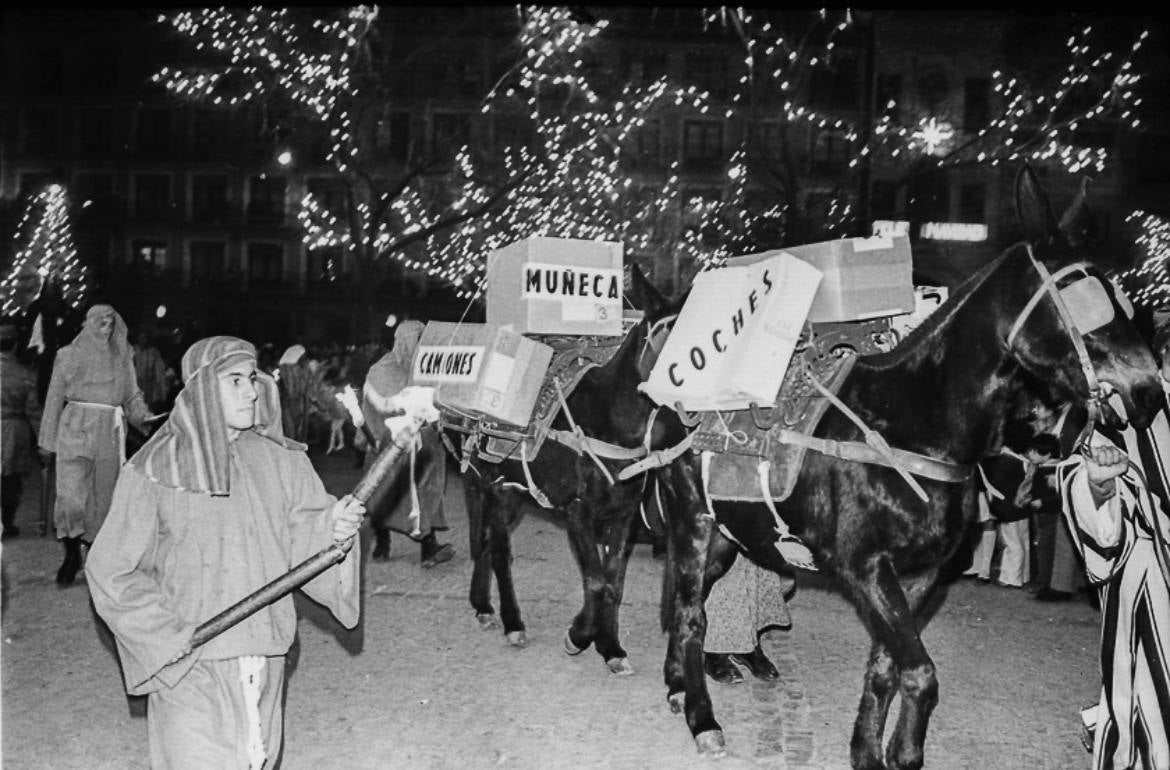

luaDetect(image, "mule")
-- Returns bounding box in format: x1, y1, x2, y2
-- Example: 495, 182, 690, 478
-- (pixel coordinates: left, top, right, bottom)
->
655, 165, 1164, 768
453, 264, 688, 673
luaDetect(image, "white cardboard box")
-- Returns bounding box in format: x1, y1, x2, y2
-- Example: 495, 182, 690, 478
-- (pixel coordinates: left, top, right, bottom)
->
409, 321, 553, 428
731, 235, 914, 322
485, 236, 624, 336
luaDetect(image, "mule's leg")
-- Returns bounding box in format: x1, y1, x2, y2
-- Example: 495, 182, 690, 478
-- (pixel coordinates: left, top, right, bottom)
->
488, 491, 528, 646
463, 476, 497, 629
561, 499, 605, 658
594, 510, 639, 675
841, 557, 938, 770
658, 462, 725, 755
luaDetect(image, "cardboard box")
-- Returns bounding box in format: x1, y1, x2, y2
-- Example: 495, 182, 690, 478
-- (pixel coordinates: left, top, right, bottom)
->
486, 236, 624, 336
409, 321, 553, 428
639, 253, 822, 411
730, 235, 914, 323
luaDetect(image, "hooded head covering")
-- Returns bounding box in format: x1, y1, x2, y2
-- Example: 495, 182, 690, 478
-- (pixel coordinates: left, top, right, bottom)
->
279, 344, 306, 366
366, 320, 425, 400
73, 304, 131, 380
129, 336, 294, 496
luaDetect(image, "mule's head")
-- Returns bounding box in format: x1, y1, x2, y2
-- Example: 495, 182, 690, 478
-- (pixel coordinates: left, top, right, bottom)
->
625, 261, 685, 382
1003, 164, 1161, 433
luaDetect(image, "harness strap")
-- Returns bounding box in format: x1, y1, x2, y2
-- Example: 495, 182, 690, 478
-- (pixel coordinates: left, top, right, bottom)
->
804, 372, 933, 501
520, 442, 554, 509
758, 460, 817, 570
552, 379, 616, 485
616, 433, 696, 481
546, 429, 648, 462
773, 427, 971, 484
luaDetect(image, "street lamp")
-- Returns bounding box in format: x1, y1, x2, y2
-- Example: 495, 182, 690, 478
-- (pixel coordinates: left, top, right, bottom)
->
276, 149, 293, 167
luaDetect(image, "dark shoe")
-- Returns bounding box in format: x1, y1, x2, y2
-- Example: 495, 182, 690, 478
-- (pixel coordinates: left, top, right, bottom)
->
56, 538, 83, 586
372, 529, 391, 562
704, 653, 745, 685
731, 645, 780, 681
1, 524, 20, 540
1034, 587, 1074, 602
421, 542, 454, 568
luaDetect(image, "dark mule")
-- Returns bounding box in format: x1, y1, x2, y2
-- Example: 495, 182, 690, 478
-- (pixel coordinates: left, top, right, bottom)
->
656, 166, 1163, 767
455, 265, 687, 673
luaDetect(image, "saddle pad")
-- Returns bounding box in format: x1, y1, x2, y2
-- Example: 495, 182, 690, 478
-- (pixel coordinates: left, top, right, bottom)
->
451, 334, 624, 463
694, 348, 856, 502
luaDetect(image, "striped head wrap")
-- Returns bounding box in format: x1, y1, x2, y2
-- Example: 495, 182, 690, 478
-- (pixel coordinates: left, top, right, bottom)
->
128, 336, 297, 496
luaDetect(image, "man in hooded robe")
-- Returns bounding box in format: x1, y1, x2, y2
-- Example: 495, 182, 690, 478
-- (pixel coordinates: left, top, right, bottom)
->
277, 344, 322, 444
362, 320, 454, 567
1, 318, 42, 538
39, 304, 154, 584
86, 335, 364, 770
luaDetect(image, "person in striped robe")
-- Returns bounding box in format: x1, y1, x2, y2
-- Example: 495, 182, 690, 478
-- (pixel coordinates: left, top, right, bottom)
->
1059, 327, 1170, 770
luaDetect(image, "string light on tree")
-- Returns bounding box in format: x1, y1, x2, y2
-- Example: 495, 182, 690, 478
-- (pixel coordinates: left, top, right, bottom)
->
0, 184, 87, 315
1116, 210, 1170, 308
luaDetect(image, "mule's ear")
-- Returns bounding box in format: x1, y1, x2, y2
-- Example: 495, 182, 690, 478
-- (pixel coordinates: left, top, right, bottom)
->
1014, 163, 1059, 245
1057, 177, 1094, 248
625, 261, 668, 316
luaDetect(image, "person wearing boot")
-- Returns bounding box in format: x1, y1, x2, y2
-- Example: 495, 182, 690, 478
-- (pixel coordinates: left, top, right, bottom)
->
361, 320, 454, 567
1, 319, 42, 539
39, 304, 155, 585
702, 537, 793, 685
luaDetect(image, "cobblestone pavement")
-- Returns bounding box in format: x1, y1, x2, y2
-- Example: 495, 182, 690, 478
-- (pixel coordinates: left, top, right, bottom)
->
2, 449, 1101, 769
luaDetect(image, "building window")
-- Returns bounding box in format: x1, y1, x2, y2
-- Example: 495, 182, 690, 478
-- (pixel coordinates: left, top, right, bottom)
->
190, 241, 226, 281
431, 112, 471, 154
307, 177, 349, 220
908, 169, 950, 222
963, 78, 991, 133
23, 107, 59, 155
682, 120, 724, 167
136, 107, 173, 156
871, 179, 900, 219
131, 239, 169, 272
626, 50, 669, 85
686, 50, 728, 100
810, 129, 851, 172
959, 182, 986, 223
191, 175, 230, 222
247, 243, 284, 285
759, 122, 784, 157
876, 74, 902, 125
632, 118, 662, 166
247, 176, 286, 225
74, 172, 115, 207
78, 107, 115, 154
134, 175, 172, 220
810, 55, 860, 110
378, 110, 412, 163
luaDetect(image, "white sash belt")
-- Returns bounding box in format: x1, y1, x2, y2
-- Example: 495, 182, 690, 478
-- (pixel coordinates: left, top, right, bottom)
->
67, 401, 126, 464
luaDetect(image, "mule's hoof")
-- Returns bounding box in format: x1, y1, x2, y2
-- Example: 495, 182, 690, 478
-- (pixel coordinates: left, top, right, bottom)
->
476, 613, 498, 630
371, 550, 390, 563
506, 630, 527, 647
563, 629, 588, 656
695, 730, 726, 756
605, 657, 635, 676
667, 691, 685, 714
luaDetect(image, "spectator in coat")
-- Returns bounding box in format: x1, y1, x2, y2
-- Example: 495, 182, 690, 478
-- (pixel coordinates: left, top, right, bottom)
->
0, 319, 42, 538
39, 304, 155, 585
362, 320, 454, 567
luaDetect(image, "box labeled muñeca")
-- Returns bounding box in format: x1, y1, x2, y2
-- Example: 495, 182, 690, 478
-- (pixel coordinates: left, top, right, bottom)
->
486, 236, 624, 336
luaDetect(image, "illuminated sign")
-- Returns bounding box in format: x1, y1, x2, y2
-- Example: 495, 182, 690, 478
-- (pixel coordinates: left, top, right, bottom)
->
919, 222, 988, 242
872, 220, 910, 238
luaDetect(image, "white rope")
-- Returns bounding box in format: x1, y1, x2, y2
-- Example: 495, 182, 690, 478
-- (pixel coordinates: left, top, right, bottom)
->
758, 460, 817, 570
553, 380, 615, 485
407, 436, 422, 537
520, 443, 554, 509
238, 656, 267, 770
